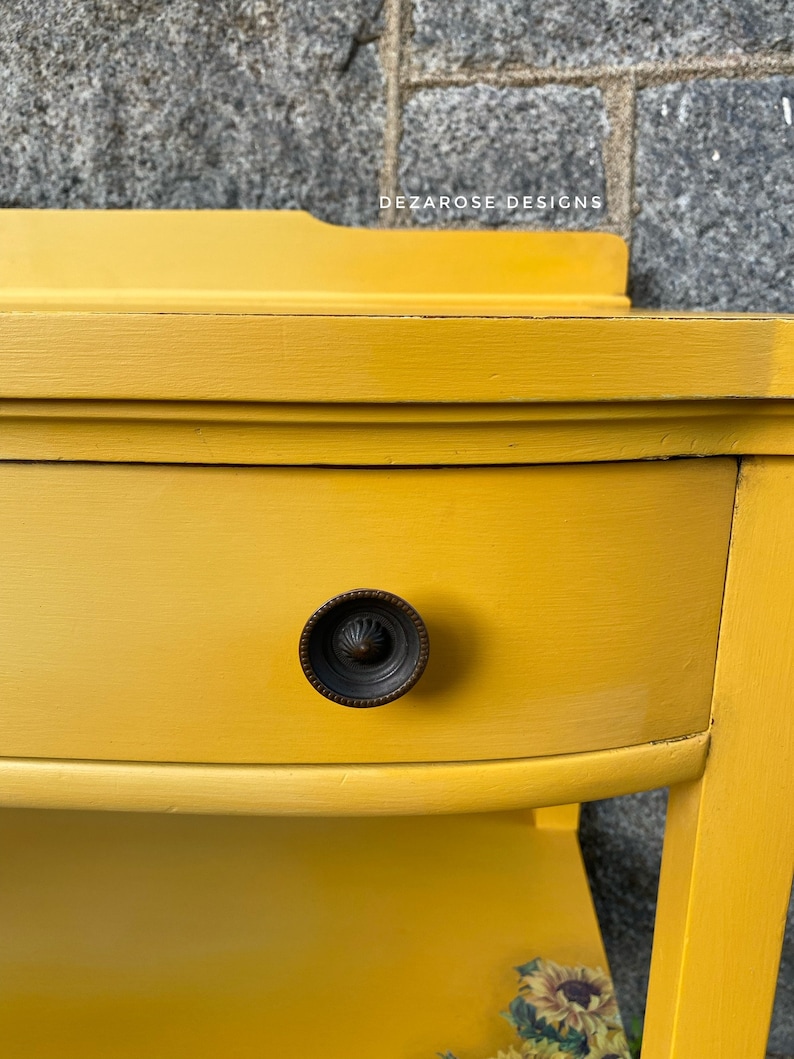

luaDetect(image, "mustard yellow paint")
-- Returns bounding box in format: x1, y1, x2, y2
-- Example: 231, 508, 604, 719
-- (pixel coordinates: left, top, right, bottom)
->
0, 733, 709, 817
533, 803, 581, 831
3, 397, 794, 466
0, 211, 792, 1059
0, 460, 735, 765
643, 457, 794, 1059
0, 809, 607, 1059
1, 313, 793, 404
0, 208, 629, 314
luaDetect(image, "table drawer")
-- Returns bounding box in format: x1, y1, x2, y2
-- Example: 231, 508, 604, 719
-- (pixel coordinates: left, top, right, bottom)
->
0, 459, 736, 764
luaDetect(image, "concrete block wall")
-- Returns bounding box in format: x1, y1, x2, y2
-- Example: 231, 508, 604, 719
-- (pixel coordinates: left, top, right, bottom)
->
386, 0, 794, 311
1, 1, 792, 1053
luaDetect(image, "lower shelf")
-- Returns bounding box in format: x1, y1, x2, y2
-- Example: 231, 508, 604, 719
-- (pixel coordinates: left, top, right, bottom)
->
0, 808, 628, 1059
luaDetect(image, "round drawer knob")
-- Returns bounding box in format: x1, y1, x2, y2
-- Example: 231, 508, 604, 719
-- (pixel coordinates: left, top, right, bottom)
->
299, 589, 430, 707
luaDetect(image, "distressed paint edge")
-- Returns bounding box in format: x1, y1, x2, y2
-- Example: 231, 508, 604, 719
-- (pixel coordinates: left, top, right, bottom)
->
0, 733, 708, 817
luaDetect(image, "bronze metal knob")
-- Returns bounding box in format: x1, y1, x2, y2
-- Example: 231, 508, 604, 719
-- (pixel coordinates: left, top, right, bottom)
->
299, 589, 429, 707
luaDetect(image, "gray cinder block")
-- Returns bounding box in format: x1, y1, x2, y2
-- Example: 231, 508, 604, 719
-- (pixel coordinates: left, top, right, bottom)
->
632, 77, 794, 311
0, 0, 385, 222
412, 0, 794, 73
399, 85, 608, 228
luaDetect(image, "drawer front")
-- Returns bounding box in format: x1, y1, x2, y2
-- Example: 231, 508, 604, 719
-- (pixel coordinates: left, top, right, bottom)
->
0, 460, 736, 764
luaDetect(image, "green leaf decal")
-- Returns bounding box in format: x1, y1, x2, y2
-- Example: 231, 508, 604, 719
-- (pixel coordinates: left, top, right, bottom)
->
441, 956, 630, 1059
558, 1025, 589, 1055
505, 995, 540, 1033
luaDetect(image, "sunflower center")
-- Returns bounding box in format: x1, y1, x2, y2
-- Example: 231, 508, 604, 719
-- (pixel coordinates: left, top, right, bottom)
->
557, 979, 600, 1008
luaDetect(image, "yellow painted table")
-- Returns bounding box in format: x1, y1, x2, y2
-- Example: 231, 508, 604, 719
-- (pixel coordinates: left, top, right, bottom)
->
0, 211, 792, 1059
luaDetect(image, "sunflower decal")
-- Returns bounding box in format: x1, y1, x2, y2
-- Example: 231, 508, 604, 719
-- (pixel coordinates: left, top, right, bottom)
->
517, 960, 619, 1037
439, 957, 632, 1059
